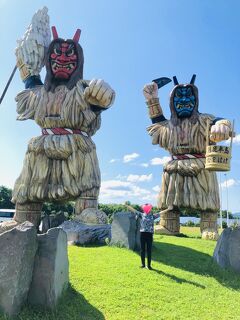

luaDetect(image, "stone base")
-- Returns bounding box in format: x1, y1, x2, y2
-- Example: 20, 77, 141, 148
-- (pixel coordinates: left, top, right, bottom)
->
59, 220, 111, 245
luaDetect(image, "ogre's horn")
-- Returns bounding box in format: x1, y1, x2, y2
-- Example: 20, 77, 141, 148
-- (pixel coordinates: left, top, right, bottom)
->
73, 29, 81, 43
190, 74, 196, 85
51, 26, 59, 40
173, 76, 179, 86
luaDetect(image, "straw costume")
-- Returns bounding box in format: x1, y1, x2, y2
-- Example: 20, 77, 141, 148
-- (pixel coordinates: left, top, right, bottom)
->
0, 8, 115, 233
143, 76, 231, 239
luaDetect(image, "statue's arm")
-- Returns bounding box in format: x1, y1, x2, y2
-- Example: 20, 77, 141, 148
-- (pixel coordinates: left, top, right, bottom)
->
143, 82, 167, 124
83, 79, 115, 113
210, 117, 232, 142
14, 7, 50, 120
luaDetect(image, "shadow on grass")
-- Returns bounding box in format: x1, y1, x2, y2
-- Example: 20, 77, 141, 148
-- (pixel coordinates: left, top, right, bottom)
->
16, 284, 105, 320
151, 268, 206, 289
151, 242, 240, 290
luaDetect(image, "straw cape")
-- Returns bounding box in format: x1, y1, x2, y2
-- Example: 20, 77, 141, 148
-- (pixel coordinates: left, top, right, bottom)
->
12, 80, 101, 204
148, 113, 220, 211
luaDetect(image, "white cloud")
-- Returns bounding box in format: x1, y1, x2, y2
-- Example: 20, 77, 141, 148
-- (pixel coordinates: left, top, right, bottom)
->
232, 134, 240, 145
152, 185, 160, 192
109, 158, 119, 163
115, 174, 127, 180
123, 153, 140, 163
150, 156, 171, 165
99, 179, 152, 202
142, 194, 158, 202
127, 174, 152, 183
101, 180, 131, 189
220, 179, 239, 189
140, 163, 149, 167
225, 134, 240, 145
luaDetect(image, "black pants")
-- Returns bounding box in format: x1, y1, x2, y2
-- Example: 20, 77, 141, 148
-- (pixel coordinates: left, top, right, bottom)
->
140, 232, 153, 267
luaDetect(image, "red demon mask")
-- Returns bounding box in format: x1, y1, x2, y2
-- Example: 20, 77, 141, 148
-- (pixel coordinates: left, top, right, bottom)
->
49, 27, 81, 80
44, 27, 84, 92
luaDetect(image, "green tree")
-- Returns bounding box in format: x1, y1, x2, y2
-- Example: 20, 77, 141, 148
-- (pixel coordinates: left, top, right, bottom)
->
220, 210, 233, 219
0, 186, 14, 209
180, 207, 202, 217
42, 201, 74, 215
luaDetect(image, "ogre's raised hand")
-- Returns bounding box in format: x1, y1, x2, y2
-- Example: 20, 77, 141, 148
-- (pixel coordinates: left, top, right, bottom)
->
16, 7, 51, 80
143, 82, 158, 100
84, 79, 115, 108
210, 120, 231, 142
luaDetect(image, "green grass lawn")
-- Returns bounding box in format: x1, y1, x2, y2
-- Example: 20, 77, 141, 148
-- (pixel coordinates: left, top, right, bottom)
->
2, 227, 240, 320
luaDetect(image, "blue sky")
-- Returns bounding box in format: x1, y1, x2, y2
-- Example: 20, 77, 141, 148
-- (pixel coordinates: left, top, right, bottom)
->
0, 0, 239, 212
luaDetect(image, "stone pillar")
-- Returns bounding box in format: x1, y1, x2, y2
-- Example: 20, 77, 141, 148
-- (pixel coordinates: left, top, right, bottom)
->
28, 228, 69, 308
110, 212, 140, 250
0, 222, 38, 317
200, 212, 219, 240
155, 207, 180, 235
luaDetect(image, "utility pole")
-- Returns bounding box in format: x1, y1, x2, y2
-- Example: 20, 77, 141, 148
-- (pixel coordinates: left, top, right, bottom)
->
219, 172, 223, 229
224, 173, 229, 227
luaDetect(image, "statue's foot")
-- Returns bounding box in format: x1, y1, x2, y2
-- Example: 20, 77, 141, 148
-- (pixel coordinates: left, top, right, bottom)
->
0, 220, 19, 234
74, 208, 108, 225
201, 228, 219, 240
155, 225, 179, 235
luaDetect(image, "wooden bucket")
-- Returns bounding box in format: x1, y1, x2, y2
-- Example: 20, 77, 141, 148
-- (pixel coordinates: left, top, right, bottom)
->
205, 120, 234, 172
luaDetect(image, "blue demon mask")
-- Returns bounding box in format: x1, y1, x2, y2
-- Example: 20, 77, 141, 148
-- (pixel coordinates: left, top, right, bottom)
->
173, 85, 196, 118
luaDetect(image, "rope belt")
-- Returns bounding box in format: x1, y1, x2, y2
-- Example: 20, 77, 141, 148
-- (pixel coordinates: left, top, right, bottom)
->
42, 128, 88, 137
172, 153, 205, 160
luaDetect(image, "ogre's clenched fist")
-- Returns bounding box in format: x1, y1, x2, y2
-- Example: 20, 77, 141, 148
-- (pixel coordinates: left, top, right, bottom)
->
84, 79, 115, 108
143, 82, 158, 100
210, 122, 231, 142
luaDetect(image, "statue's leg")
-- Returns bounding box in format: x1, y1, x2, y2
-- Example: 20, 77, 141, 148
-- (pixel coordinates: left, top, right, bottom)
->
75, 188, 107, 224
200, 211, 219, 240
155, 206, 180, 235
0, 202, 42, 234
14, 202, 43, 227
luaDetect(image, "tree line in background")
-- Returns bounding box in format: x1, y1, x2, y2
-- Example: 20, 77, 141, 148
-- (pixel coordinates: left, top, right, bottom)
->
0, 185, 234, 219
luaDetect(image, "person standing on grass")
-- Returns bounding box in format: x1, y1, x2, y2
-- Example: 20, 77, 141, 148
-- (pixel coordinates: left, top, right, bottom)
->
125, 203, 160, 270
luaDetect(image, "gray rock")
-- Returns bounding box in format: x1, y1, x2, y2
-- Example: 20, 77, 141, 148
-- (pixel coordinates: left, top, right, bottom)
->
49, 212, 67, 228
75, 208, 108, 225
110, 212, 140, 250
59, 220, 111, 245
40, 212, 68, 233
40, 215, 50, 233
213, 227, 231, 268
135, 217, 141, 251
213, 227, 240, 273
28, 228, 69, 308
0, 222, 38, 317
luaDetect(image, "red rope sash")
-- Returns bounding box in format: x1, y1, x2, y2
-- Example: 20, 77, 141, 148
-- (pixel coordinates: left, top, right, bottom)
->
172, 153, 205, 160
42, 128, 88, 136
